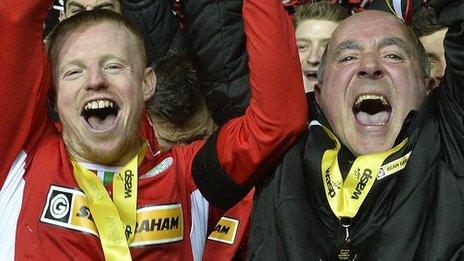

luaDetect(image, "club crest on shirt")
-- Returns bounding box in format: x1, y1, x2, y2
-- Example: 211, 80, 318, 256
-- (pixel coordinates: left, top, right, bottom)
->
208, 217, 239, 245
141, 157, 174, 179
41, 185, 184, 246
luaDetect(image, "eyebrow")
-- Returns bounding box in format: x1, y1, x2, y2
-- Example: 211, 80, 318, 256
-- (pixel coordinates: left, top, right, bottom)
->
67, 1, 115, 10
93, 2, 115, 9
427, 52, 440, 61
378, 37, 411, 56
67, 2, 85, 9
296, 37, 311, 43
296, 37, 330, 43
334, 37, 411, 56
334, 40, 363, 56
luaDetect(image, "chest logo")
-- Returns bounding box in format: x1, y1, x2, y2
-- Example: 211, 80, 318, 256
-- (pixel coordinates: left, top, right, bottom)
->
40, 185, 98, 236
207, 217, 239, 245
41, 185, 183, 246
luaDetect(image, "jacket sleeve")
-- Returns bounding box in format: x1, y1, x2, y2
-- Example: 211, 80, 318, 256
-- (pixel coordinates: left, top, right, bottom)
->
192, 0, 308, 210
122, 0, 180, 65
0, 1, 52, 186
432, 0, 464, 174
183, 0, 250, 125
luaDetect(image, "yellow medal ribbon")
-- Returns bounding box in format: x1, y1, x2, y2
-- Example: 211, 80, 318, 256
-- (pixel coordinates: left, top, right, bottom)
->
320, 126, 408, 219
71, 143, 147, 261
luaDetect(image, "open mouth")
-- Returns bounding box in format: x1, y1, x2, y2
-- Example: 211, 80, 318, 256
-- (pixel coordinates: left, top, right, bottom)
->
353, 94, 392, 126
81, 99, 119, 131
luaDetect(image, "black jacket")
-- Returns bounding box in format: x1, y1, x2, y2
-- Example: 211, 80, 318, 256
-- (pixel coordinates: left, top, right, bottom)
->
247, 1, 464, 260
123, 0, 250, 125
122, 0, 181, 65
183, 0, 250, 125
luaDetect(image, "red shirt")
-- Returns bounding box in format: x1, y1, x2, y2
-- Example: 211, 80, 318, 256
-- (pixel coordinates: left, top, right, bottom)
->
0, 0, 307, 259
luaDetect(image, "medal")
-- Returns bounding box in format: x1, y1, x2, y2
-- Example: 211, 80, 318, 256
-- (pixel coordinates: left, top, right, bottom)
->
338, 218, 351, 260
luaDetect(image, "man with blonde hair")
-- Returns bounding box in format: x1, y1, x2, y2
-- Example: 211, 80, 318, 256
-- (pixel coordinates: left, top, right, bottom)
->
294, 1, 349, 92
0, 0, 306, 259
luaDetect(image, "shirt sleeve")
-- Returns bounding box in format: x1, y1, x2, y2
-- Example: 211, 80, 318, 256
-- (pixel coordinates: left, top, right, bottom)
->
192, 0, 308, 210
0, 1, 53, 187
433, 0, 464, 174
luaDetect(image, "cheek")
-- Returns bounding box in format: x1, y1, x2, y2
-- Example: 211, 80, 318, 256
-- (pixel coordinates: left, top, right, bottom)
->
298, 52, 307, 63
56, 87, 76, 110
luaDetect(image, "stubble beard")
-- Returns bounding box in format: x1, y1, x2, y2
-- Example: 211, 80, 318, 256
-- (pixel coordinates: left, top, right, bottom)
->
62, 125, 141, 166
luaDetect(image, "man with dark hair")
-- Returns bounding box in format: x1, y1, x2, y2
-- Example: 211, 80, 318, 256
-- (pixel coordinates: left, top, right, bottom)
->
248, 1, 464, 259
294, 1, 349, 92
145, 54, 253, 260
412, 6, 447, 90
0, 0, 306, 259
59, 0, 122, 20
145, 53, 216, 151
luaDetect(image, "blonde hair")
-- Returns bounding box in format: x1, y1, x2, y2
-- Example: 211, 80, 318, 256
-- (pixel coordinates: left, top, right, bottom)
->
293, 1, 349, 27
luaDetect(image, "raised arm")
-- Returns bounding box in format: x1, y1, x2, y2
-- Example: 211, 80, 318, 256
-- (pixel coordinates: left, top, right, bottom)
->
431, 0, 464, 173
192, 0, 307, 209
0, 1, 52, 186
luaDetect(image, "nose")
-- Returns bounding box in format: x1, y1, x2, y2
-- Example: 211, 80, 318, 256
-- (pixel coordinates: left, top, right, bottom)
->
357, 52, 384, 80
305, 47, 321, 66
85, 69, 107, 91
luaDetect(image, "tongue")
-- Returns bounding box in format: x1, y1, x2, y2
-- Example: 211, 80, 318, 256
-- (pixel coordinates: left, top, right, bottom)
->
355, 111, 390, 126
87, 115, 116, 131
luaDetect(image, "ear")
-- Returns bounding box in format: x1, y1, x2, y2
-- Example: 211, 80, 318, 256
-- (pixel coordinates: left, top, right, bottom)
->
314, 82, 322, 107
142, 67, 156, 102
59, 10, 66, 22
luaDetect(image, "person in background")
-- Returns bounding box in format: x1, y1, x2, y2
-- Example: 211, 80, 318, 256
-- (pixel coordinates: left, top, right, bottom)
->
59, 0, 121, 20
412, 6, 447, 90
294, 1, 349, 92
145, 53, 216, 151
145, 53, 253, 261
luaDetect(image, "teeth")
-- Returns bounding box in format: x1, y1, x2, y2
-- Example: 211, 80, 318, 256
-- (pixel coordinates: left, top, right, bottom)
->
84, 99, 115, 111
355, 94, 388, 106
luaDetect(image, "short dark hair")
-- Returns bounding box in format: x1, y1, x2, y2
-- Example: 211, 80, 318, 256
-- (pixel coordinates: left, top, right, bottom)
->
293, 1, 349, 27
411, 6, 446, 38
146, 53, 207, 129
